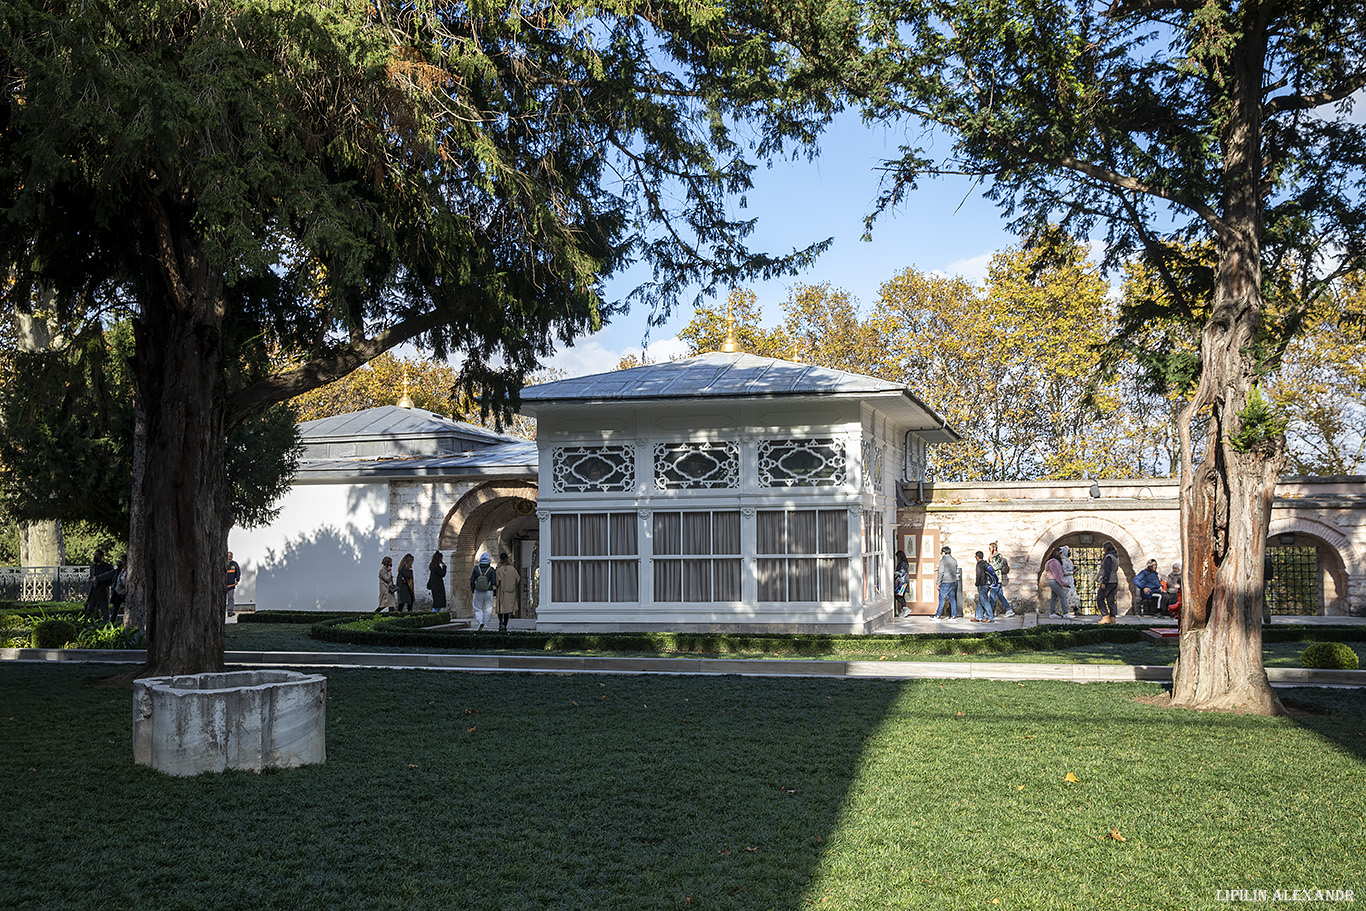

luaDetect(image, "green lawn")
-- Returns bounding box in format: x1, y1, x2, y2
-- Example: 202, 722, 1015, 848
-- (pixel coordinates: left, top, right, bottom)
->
2, 663, 1363, 910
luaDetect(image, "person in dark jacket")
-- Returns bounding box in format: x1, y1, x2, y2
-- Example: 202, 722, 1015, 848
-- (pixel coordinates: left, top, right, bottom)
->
1095, 541, 1119, 624
893, 550, 910, 617
427, 551, 448, 613
973, 550, 997, 622
1133, 559, 1161, 616
85, 549, 118, 622
396, 554, 416, 612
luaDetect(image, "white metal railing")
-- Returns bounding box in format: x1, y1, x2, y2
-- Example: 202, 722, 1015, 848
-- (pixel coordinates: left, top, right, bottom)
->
0, 566, 94, 603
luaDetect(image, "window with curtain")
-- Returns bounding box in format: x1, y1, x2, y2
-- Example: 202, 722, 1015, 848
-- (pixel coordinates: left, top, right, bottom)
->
862, 509, 885, 600
756, 509, 849, 602
652, 510, 741, 602
548, 512, 638, 603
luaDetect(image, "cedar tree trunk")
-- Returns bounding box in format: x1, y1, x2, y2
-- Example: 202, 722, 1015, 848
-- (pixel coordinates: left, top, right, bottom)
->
1171, 19, 1285, 714
134, 200, 231, 677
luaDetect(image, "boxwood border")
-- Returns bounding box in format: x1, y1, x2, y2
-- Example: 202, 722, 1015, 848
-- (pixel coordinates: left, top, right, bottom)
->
302, 613, 1366, 658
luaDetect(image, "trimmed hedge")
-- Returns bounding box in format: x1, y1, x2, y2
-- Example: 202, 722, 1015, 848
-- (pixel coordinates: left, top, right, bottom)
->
1301, 641, 1361, 670
237, 610, 378, 624
0, 602, 84, 618
31, 618, 78, 648
310, 616, 1153, 657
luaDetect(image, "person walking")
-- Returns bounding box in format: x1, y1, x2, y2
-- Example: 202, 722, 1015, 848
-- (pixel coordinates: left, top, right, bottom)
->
225, 551, 240, 619
495, 551, 520, 632
427, 551, 448, 614
1059, 545, 1079, 616
396, 553, 416, 612
1044, 547, 1068, 618
933, 546, 960, 620
376, 557, 397, 614
1095, 541, 1119, 623
470, 553, 498, 631
988, 542, 1016, 618
973, 550, 997, 622
893, 550, 910, 617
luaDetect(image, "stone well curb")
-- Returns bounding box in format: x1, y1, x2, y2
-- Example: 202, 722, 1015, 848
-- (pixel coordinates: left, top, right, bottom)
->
3, 647, 1365, 686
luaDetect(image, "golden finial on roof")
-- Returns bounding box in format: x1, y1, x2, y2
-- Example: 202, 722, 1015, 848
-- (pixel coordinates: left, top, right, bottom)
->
397, 367, 415, 409
719, 300, 742, 353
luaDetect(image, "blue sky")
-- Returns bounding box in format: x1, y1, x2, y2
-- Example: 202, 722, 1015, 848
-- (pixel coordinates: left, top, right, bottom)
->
544, 113, 1020, 377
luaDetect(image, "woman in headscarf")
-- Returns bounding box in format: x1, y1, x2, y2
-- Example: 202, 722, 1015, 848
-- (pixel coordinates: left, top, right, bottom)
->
470, 552, 497, 630
1059, 545, 1078, 617
1044, 547, 1068, 619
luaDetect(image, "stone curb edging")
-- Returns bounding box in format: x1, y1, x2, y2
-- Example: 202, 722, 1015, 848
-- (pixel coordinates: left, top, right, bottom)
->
4, 647, 1365, 686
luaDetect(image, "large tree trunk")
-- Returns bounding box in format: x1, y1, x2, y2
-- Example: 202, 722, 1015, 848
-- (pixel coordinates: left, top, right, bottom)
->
14, 311, 66, 570
134, 206, 231, 678
122, 392, 149, 630
1171, 19, 1285, 714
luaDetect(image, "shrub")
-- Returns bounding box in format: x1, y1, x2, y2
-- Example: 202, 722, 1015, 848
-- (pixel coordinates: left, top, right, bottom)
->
1301, 642, 1361, 670
31, 618, 78, 649
74, 622, 147, 650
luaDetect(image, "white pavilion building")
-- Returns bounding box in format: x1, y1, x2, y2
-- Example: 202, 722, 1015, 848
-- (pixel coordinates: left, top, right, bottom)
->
519, 350, 958, 632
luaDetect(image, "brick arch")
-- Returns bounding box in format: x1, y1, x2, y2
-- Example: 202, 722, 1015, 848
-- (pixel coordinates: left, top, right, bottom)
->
1268, 515, 1358, 614
1023, 515, 1150, 615
1268, 516, 1360, 576
1024, 515, 1150, 577
439, 481, 538, 618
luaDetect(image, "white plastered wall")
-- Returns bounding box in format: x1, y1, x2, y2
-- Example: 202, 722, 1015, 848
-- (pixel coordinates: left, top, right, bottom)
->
230, 479, 391, 611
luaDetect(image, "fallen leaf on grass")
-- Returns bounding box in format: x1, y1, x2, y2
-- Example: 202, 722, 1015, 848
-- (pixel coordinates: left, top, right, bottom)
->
466, 726, 476, 733
1105, 828, 1126, 842
782, 787, 797, 794
1017, 785, 1025, 791
1063, 772, 1080, 783
744, 846, 757, 852
463, 708, 479, 715
718, 848, 731, 856
956, 712, 966, 717
407, 764, 418, 768
878, 656, 888, 660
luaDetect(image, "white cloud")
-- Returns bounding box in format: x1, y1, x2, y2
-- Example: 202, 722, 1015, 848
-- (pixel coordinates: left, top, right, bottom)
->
937, 251, 994, 286
542, 333, 692, 378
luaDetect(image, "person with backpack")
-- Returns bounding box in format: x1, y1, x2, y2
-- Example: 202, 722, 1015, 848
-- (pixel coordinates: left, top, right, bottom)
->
973, 550, 997, 622
988, 542, 1016, 618
893, 550, 910, 617
470, 552, 497, 631
1095, 541, 1119, 624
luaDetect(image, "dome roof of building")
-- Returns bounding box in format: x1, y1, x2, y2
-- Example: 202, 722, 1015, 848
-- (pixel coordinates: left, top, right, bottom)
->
297, 405, 522, 461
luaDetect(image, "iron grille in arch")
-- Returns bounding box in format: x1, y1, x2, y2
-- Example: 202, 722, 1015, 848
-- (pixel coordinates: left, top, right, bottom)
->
1068, 546, 1103, 615
1266, 546, 1318, 615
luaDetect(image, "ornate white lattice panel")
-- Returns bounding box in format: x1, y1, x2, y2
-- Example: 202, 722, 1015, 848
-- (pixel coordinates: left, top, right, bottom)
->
863, 435, 885, 494
551, 444, 636, 493
758, 438, 847, 487
653, 441, 740, 490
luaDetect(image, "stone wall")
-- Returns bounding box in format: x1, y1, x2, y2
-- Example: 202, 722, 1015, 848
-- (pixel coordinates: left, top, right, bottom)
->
387, 479, 478, 609
897, 477, 1366, 617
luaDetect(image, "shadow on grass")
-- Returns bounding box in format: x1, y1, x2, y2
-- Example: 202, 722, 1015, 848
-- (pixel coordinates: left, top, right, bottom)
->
0, 663, 905, 911
5, 664, 1364, 911
1279, 686, 1366, 765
